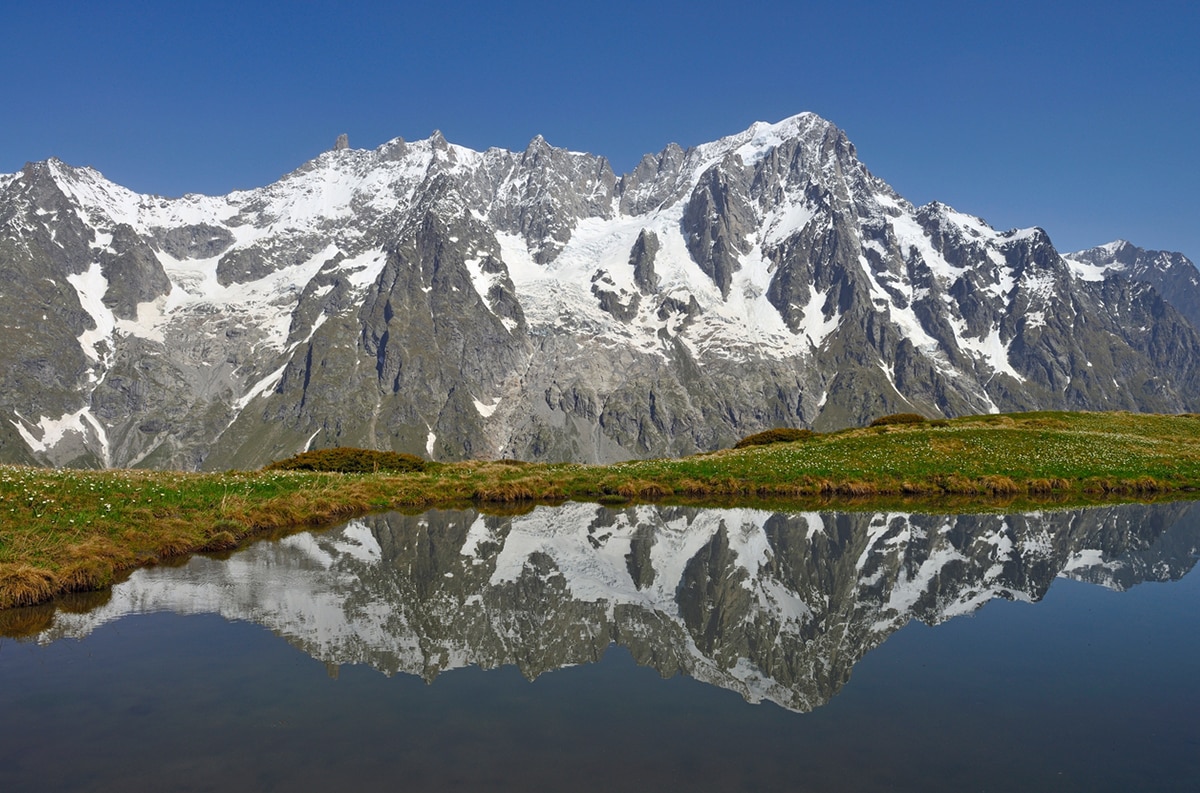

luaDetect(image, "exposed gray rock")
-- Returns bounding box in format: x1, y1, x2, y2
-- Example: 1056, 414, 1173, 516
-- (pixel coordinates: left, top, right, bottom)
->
682, 158, 754, 297
376, 137, 407, 161
618, 142, 688, 214
151, 223, 235, 260
98, 224, 171, 320
629, 228, 660, 293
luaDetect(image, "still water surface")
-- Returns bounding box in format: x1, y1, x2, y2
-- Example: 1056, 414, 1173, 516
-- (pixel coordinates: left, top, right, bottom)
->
2, 502, 1198, 791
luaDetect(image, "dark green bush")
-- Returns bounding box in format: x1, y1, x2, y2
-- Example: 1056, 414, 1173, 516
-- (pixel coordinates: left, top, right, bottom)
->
265, 447, 427, 474
734, 427, 817, 449
868, 413, 927, 427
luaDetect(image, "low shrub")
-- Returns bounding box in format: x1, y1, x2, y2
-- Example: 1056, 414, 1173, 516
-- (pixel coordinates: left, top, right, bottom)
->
1024, 418, 1069, 429
200, 531, 238, 552
834, 480, 878, 496
265, 447, 426, 474
980, 475, 1020, 495
868, 413, 927, 427
473, 482, 535, 502
734, 428, 816, 449
0, 566, 58, 609
615, 480, 672, 499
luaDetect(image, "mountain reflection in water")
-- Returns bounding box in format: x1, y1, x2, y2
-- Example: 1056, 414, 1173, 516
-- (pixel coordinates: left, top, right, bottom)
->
31, 501, 1200, 712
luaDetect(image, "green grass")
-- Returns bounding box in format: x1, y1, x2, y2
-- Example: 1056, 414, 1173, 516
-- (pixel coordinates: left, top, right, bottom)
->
3, 409, 1200, 610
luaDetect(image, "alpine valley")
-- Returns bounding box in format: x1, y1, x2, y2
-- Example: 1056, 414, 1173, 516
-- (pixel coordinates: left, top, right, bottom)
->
3, 113, 1199, 470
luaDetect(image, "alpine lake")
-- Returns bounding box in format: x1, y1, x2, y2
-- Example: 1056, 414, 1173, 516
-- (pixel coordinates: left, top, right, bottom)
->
2, 500, 1197, 792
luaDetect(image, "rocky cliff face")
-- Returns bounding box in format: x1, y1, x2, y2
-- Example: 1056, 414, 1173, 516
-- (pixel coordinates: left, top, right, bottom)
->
3, 114, 1199, 469
33, 501, 1200, 712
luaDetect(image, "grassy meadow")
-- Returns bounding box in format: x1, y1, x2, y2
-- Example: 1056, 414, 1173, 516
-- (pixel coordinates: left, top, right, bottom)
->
3, 409, 1200, 611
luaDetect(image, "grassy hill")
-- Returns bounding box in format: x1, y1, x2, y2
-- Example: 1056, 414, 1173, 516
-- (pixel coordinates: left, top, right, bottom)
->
4, 410, 1200, 611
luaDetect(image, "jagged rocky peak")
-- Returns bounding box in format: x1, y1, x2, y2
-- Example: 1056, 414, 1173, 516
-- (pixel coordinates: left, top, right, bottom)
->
696, 113, 869, 194
1077, 238, 1136, 265
1070, 239, 1198, 276
618, 141, 689, 214
682, 161, 755, 297
9, 159, 83, 215
521, 133, 552, 162
333, 133, 349, 151
375, 136, 407, 161
1066, 240, 1200, 331
474, 132, 620, 264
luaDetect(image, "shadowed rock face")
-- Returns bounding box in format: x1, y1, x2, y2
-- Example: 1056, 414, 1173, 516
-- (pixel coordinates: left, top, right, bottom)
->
31, 501, 1200, 712
3, 115, 1200, 469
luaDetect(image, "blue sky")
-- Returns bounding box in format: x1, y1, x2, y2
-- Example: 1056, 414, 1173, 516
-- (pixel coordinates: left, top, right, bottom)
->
2, 0, 1197, 260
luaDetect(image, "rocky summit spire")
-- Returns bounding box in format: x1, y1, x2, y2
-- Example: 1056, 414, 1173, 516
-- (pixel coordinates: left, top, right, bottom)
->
334, 133, 349, 151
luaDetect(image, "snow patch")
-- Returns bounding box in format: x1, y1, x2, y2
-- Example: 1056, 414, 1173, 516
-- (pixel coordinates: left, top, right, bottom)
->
11, 409, 83, 452
890, 212, 963, 283
1064, 255, 1113, 282
802, 513, 827, 540
340, 249, 389, 293
798, 285, 840, 348
762, 199, 816, 245
459, 516, 494, 561
65, 261, 115, 365
235, 362, 289, 410
331, 520, 383, 564
11, 407, 109, 464
957, 324, 1026, 383
114, 297, 168, 342
885, 545, 968, 614
473, 397, 500, 418
1059, 548, 1107, 573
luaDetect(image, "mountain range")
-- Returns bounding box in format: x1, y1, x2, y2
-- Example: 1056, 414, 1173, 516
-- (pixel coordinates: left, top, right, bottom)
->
2, 112, 1199, 469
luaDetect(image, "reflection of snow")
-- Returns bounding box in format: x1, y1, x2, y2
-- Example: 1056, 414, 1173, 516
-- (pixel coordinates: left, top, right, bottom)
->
36, 502, 1197, 712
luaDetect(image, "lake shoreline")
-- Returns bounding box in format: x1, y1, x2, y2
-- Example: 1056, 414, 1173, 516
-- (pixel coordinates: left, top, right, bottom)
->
4, 409, 1200, 611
